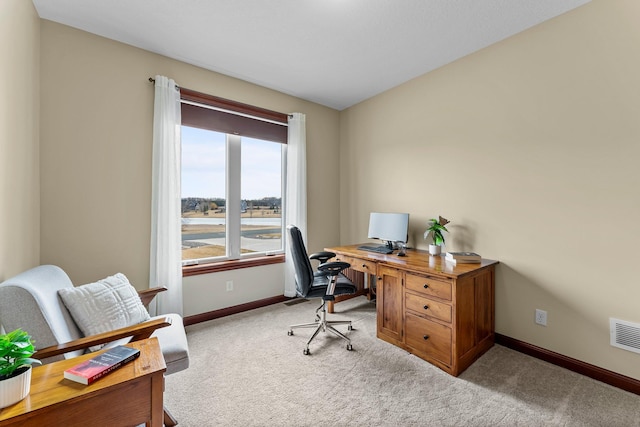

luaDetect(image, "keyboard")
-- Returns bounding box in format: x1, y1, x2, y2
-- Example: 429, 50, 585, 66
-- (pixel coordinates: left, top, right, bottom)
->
357, 245, 393, 254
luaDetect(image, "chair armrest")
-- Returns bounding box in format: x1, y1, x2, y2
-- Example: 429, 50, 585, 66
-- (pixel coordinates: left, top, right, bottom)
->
309, 251, 336, 264
33, 316, 172, 360
138, 286, 168, 308
317, 261, 351, 276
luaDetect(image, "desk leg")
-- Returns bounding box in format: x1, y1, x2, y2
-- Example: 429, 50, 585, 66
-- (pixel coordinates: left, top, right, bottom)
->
149, 373, 165, 427
163, 407, 179, 427
328, 269, 371, 313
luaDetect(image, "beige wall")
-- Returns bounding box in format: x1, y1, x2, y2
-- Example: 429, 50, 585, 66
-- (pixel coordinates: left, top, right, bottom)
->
11, 0, 640, 379
39, 21, 340, 316
0, 0, 40, 281
340, 0, 640, 379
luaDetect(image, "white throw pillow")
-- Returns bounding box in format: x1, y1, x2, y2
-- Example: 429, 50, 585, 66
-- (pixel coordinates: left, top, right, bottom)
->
58, 273, 150, 351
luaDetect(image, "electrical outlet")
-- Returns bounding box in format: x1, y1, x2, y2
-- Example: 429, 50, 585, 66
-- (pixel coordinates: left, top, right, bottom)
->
226, 281, 233, 292
535, 309, 547, 326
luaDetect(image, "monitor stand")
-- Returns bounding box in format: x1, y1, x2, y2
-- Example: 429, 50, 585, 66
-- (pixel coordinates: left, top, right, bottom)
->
396, 243, 407, 257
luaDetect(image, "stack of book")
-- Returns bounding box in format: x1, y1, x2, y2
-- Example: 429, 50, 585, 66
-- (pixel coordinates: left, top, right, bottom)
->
445, 251, 481, 264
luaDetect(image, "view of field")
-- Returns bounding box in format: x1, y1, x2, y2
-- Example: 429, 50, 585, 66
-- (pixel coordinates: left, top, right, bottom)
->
181, 206, 282, 260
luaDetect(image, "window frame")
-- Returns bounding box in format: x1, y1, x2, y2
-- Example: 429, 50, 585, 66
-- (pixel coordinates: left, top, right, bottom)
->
180, 89, 288, 275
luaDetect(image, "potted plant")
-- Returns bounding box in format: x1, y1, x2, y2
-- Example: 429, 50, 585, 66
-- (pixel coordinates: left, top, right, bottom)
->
424, 216, 450, 255
0, 329, 41, 408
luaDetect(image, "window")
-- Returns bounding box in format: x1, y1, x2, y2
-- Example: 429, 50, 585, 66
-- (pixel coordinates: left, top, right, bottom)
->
180, 89, 288, 271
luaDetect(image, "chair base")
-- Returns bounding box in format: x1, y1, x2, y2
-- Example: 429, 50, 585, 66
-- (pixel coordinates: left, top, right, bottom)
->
288, 300, 353, 354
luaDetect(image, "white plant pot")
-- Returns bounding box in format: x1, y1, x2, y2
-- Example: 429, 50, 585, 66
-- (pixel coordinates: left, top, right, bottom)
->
428, 244, 441, 256
0, 366, 32, 409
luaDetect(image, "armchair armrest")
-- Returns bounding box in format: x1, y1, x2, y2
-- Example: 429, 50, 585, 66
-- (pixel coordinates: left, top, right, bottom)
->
138, 286, 168, 308
34, 316, 172, 360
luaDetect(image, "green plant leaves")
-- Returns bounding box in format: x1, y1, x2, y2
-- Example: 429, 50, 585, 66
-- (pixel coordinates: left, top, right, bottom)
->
424, 218, 449, 246
0, 329, 41, 380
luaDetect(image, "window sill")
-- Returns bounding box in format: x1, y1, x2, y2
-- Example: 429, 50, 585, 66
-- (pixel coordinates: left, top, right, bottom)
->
182, 254, 285, 277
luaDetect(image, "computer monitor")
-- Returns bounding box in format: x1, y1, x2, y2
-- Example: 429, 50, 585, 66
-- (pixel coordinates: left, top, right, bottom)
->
367, 212, 410, 247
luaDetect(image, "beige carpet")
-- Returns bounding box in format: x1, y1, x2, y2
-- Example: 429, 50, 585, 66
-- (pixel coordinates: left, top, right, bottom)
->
165, 297, 640, 426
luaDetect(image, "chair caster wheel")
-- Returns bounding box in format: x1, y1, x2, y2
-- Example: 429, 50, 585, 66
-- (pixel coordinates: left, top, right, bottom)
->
288, 330, 293, 336
348, 325, 353, 331
347, 344, 353, 351
303, 348, 310, 355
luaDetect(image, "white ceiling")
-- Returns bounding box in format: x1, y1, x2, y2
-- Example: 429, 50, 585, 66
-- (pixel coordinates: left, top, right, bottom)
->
32, 0, 590, 111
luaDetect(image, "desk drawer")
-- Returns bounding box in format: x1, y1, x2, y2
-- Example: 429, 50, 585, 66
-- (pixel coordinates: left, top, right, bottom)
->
333, 255, 376, 274
405, 292, 452, 323
405, 313, 452, 366
405, 273, 452, 301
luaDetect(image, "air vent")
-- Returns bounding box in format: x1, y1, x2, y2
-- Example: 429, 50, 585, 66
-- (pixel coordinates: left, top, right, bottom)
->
610, 318, 640, 354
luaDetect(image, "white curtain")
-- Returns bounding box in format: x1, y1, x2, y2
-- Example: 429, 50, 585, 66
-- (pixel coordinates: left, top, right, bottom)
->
150, 75, 183, 315
284, 113, 307, 297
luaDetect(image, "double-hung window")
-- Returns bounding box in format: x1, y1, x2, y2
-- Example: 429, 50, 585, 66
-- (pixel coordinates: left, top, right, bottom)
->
180, 89, 288, 272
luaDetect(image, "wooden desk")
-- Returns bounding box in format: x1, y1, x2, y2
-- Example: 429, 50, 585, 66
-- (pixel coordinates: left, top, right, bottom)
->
327, 244, 499, 376
0, 337, 166, 427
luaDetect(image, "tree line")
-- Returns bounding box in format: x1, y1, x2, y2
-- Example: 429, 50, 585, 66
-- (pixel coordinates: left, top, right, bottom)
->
182, 197, 281, 213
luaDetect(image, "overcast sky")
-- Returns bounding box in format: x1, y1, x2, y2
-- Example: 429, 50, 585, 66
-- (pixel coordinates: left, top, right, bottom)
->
181, 126, 282, 200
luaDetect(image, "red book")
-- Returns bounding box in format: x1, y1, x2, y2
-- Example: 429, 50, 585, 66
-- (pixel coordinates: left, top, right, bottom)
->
64, 345, 140, 385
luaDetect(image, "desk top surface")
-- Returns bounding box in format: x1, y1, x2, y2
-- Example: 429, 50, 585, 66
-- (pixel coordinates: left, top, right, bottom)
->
326, 244, 499, 279
0, 337, 165, 421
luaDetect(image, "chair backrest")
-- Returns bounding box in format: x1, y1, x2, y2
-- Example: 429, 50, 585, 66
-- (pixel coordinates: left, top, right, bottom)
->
0, 265, 84, 362
287, 225, 314, 298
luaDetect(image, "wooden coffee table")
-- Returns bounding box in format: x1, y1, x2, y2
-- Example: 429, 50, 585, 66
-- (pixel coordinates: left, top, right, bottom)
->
0, 337, 166, 427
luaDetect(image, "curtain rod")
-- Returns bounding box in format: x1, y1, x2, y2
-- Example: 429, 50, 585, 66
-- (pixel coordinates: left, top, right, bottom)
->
148, 77, 180, 90
148, 77, 293, 119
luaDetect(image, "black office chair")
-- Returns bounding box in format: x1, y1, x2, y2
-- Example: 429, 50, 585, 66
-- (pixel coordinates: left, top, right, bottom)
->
286, 225, 357, 355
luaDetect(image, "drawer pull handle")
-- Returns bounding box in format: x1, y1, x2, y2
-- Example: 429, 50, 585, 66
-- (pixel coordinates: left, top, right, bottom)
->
423, 335, 430, 340
423, 284, 429, 289
423, 305, 429, 310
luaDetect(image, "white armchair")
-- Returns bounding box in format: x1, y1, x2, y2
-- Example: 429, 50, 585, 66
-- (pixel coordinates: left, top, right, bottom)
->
0, 265, 189, 426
